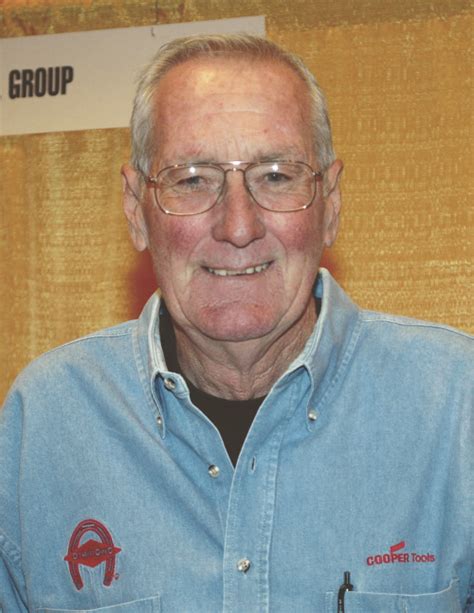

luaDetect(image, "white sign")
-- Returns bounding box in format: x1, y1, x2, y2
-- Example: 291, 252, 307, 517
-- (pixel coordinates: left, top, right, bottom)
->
0, 16, 265, 136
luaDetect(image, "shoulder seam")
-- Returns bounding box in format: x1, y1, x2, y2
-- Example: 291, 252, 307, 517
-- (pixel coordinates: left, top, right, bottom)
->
359, 312, 473, 341
32, 325, 135, 360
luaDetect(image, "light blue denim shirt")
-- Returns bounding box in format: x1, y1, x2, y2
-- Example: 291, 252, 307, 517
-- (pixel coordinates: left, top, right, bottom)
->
1, 269, 472, 612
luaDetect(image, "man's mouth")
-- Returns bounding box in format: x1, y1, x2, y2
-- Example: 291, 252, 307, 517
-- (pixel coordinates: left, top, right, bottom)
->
205, 261, 271, 277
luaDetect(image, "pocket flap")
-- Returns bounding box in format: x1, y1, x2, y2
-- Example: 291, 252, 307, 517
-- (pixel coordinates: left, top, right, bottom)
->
341, 579, 461, 612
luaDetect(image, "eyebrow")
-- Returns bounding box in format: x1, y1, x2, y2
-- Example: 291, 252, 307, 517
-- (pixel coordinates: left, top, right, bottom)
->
162, 149, 308, 167
257, 150, 306, 162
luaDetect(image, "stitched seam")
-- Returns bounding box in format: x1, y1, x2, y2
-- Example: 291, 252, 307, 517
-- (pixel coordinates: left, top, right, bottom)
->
360, 312, 473, 341
18, 325, 136, 373
0, 528, 22, 569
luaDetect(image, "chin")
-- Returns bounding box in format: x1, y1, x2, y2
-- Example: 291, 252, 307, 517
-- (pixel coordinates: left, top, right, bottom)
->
191, 304, 279, 343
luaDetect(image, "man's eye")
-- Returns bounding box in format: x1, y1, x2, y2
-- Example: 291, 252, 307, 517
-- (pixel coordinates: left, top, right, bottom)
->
180, 175, 202, 185
175, 175, 207, 190
265, 172, 291, 183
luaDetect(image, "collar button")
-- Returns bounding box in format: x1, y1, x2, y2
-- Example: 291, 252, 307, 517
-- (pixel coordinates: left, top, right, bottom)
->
163, 378, 176, 391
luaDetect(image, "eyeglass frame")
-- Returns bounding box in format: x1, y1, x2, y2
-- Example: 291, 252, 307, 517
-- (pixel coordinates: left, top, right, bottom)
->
142, 160, 324, 216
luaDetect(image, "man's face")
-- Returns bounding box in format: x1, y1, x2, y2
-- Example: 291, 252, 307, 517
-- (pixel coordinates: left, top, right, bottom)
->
123, 57, 342, 346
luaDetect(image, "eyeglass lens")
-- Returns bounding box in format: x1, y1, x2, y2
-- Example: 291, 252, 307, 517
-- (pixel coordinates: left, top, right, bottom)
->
154, 162, 317, 214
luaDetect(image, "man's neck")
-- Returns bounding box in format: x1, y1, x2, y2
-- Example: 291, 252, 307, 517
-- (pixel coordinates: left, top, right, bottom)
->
168, 299, 317, 400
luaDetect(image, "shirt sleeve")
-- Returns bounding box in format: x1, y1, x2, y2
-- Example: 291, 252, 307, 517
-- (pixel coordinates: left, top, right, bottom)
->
0, 389, 28, 611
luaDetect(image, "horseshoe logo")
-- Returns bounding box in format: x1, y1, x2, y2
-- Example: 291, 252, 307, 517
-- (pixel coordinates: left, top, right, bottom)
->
64, 519, 121, 590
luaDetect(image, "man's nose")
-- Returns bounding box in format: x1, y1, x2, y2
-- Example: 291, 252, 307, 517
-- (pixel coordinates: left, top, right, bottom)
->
211, 170, 266, 247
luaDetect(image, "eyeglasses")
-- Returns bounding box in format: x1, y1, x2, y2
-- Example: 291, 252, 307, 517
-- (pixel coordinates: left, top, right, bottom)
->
143, 161, 323, 216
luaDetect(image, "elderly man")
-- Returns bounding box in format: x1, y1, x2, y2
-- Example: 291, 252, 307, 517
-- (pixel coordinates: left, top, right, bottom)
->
0, 34, 472, 612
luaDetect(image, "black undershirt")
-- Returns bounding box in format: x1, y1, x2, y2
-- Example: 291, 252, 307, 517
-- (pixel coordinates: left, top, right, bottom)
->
159, 306, 265, 466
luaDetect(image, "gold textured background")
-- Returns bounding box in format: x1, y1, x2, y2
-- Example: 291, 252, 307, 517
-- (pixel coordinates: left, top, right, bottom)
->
1, 0, 472, 403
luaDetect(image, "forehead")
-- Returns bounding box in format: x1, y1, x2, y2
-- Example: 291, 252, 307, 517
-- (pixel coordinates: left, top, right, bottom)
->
151, 56, 313, 163
156, 54, 308, 99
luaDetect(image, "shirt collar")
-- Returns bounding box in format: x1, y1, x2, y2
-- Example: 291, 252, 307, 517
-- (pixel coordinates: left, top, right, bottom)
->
285, 269, 362, 414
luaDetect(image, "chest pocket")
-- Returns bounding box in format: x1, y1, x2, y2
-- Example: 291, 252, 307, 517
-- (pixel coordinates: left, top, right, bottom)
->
339, 579, 461, 612
35, 595, 160, 612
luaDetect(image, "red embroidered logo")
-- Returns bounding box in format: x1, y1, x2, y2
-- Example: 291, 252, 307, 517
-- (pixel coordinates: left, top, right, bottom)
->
64, 519, 121, 590
366, 540, 436, 566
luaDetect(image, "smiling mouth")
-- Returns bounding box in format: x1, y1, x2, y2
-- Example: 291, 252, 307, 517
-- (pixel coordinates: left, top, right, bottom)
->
205, 261, 271, 277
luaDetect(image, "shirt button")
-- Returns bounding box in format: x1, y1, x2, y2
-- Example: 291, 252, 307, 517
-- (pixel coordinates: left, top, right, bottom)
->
208, 464, 220, 478
163, 378, 176, 391
237, 558, 251, 573
156, 415, 163, 426
308, 409, 318, 421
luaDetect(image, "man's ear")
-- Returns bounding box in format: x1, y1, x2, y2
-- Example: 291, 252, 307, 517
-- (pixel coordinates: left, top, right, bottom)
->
322, 159, 344, 247
121, 164, 149, 252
